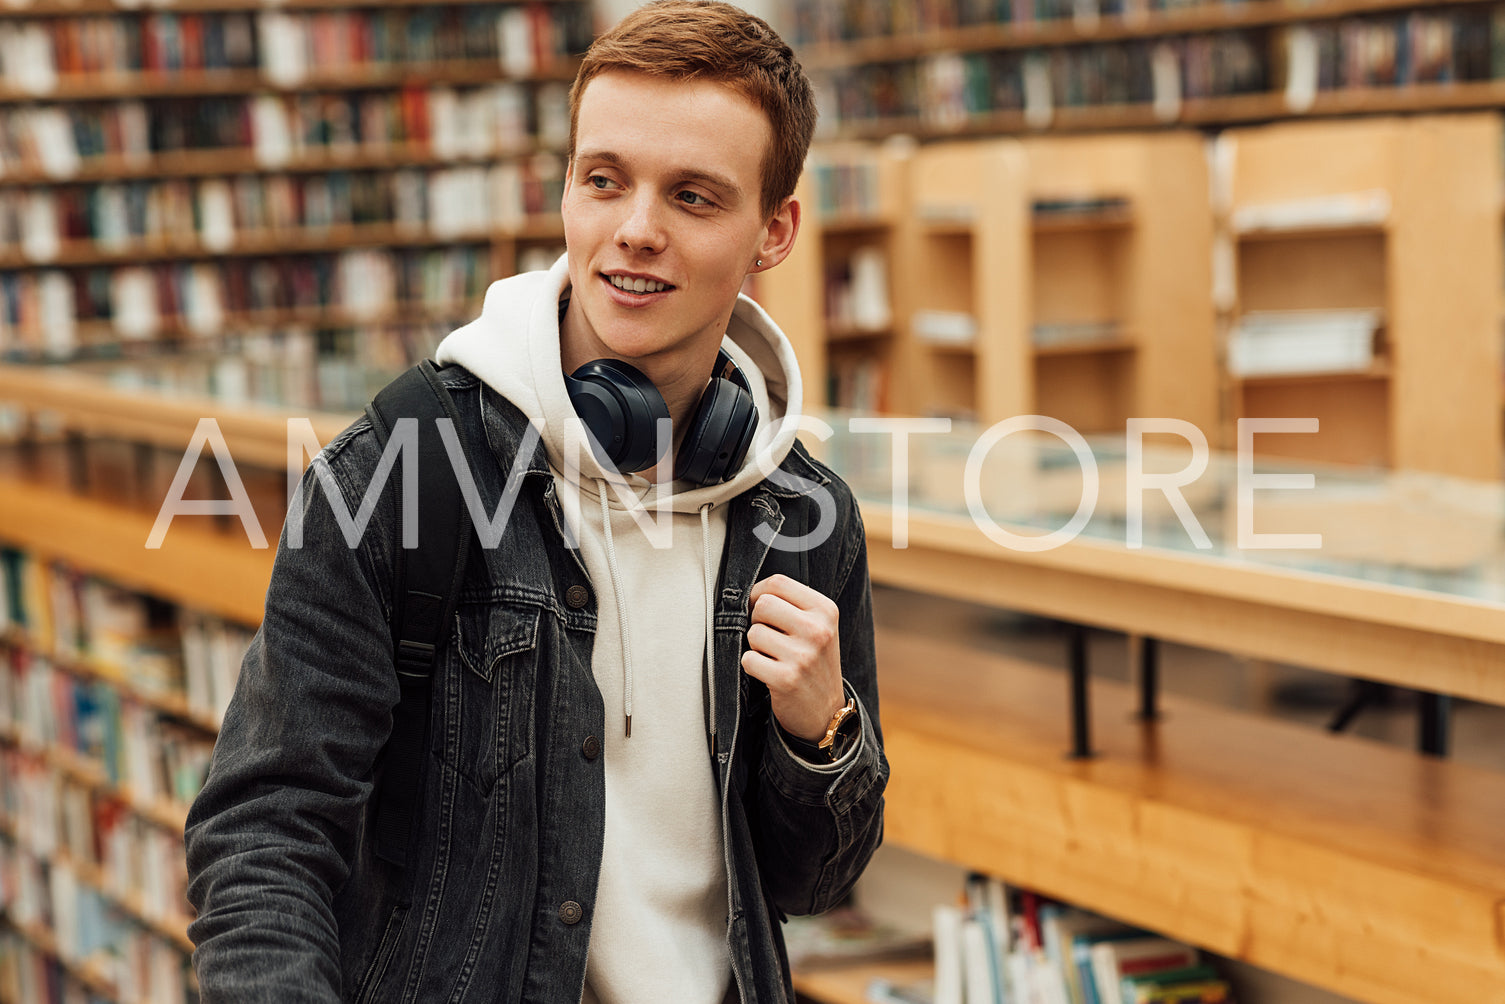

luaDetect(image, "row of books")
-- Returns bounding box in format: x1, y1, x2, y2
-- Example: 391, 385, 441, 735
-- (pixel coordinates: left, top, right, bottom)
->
812, 156, 884, 219
0, 82, 569, 182
2, 9, 261, 82
1, 846, 192, 1004
0, 246, 491, 357
924, 874, 1236, 1004
0, 550, 254, 728
817, 31, 1266, 129
3, 750, 192, 929
76, 313, 467, 412
258, 2, 591, 84
4, 154, 566, 263
784, 0, 1455, 47
0, 646, 215, 813
813, 8, 1505, 131
1284, 8, 1497, 97
0, 1, 589, 95
28, 314, 457, 414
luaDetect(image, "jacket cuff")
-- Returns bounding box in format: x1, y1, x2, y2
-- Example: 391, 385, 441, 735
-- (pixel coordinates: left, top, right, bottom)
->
767, 681, 868, 781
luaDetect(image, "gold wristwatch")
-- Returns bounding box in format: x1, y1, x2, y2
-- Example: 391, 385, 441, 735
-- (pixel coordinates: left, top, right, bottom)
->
816, 698, 861, 761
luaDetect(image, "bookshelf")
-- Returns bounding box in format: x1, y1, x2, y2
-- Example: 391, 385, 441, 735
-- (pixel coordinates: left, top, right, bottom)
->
760, 131, 1219, 435
1213, 113, 1503, 478
780, 0, 1505, 140
0, 0, 586, 408
754, 141, 911, 416
0, 379, 290, 1002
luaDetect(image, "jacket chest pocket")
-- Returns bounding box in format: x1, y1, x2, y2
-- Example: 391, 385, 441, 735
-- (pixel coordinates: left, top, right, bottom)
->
449, 601, 540, 794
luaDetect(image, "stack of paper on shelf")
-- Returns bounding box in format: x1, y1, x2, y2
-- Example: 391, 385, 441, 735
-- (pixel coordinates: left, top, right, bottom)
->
1227, 309, 1380, 377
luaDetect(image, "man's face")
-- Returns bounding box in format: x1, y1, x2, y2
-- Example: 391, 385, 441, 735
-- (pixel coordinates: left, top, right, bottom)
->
561, 70, 788, 372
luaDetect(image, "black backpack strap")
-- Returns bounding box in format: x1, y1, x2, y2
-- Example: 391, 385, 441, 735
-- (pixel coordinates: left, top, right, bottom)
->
363, 359, 475, 868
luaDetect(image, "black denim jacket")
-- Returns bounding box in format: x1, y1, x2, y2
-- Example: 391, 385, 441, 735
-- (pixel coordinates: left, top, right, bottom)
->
184, 366, 888, 1003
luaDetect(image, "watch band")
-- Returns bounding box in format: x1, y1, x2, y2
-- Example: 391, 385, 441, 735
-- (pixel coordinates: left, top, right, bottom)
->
780, 698, 860, 764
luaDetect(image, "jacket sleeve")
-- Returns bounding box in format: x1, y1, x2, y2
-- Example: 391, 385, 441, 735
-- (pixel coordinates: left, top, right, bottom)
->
184, 428, 399, 1003
750, 494, 888, 917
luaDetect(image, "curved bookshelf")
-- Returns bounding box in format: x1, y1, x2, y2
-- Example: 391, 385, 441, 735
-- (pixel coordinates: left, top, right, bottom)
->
797, 0, 1491, 68
0, 58, 577, 104
0, 139, 560, 187
0, 218, 564, 269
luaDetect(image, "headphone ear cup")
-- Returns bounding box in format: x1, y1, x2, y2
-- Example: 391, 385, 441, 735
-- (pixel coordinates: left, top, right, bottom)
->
564, 359, 671, 474
675, 375, 758, 485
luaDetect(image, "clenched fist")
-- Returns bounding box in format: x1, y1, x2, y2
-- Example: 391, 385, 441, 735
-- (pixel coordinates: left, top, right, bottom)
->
741, 573, 846, 742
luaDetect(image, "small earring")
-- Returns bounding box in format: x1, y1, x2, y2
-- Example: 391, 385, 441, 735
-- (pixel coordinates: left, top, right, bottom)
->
756, 259, 763, 267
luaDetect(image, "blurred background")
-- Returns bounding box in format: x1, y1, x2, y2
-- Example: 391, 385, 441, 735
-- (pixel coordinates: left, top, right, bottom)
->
3, 1, 1505, 1002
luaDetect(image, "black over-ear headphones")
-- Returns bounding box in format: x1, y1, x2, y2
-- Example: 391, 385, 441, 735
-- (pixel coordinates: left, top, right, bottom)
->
563, 348, 759, 484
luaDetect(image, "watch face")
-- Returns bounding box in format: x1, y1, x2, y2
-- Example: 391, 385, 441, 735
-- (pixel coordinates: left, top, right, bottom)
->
830, 710, 861, 759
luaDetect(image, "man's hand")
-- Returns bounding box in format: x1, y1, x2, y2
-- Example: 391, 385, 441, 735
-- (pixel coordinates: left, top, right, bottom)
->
742, 574, 845, 742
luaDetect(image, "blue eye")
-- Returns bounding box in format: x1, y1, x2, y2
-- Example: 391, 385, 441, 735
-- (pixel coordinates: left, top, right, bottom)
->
678, 191, 711, 207
588, 175, 616, 190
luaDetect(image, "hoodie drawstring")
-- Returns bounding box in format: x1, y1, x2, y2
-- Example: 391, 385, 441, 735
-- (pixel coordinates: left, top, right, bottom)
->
700, 502, 716, 757
599, 482, 634, 737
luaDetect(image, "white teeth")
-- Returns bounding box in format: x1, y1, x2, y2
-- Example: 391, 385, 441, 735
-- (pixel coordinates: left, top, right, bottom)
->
610, 275, 667, 293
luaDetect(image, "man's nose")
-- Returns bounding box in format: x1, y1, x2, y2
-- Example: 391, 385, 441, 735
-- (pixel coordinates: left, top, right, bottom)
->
614, 191, 666, 254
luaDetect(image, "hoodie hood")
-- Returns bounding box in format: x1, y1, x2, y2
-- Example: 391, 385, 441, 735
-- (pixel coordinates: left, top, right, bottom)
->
435, 253, 803, 509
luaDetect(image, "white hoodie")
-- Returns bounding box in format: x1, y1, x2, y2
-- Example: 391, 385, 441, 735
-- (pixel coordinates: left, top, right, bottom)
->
435, 254, 805, 1004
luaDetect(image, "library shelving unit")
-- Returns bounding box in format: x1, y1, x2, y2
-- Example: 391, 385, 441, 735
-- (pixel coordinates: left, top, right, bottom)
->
781, 0, 1505, 141
0, 0, 587, 408
752, 141, 911, 416
1213, 112, 1503, 478
1021, 131, 1217, 436
0, 369, 349, 1002
761, 131, 1220, 435
898, 137, 1028, 424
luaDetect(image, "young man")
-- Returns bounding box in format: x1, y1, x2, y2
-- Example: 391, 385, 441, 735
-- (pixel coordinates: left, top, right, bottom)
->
184, 3, 888, 1002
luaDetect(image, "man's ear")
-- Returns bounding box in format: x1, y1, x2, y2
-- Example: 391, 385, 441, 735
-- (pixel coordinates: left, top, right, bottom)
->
754, 196, 802, 271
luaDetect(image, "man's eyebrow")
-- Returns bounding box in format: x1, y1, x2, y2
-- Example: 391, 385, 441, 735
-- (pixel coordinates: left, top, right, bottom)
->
576, 149, 744, 201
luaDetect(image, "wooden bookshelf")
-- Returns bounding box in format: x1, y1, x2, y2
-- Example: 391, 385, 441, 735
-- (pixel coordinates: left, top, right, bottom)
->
0, 478, 274, 626
795, 0, 1489, 68
759, 133, 1218, 434
0, 141, 560, 187
0, 59, 578, 104
756, 141, 911, 415
1, 0, 575, 15
787, 0, 1505, 139
0, 363, 350, 471
0, 220, 564, 270
4, 918, 117, 1000
1215, 114, 1503, 478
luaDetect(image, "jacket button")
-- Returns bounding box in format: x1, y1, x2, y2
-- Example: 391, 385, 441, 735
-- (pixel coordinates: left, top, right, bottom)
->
565, 584, 590, 609
559, 901, 583, 925
582, 736, 600, 760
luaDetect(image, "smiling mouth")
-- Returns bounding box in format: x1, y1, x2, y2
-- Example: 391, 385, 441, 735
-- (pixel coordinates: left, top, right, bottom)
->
605, 273, 674, 296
